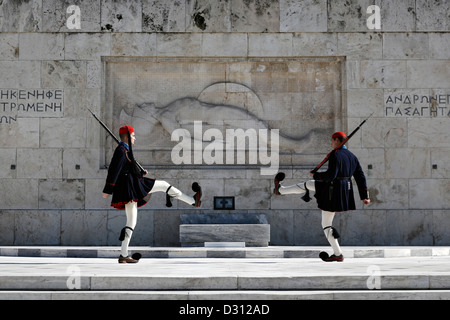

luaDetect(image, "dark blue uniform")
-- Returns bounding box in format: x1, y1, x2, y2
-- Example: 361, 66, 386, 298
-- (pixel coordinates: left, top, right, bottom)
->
313, 146, 368, 212
103, 142, 155, 210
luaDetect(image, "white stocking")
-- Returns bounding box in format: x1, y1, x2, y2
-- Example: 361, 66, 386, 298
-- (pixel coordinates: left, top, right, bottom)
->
321, 210, 342, 256
150, 180, 195, 205
279, 180, 315, 195
121, 201, 137, 257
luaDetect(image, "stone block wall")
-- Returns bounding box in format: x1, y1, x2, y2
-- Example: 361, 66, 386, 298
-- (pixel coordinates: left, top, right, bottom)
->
0, 0, 449, 247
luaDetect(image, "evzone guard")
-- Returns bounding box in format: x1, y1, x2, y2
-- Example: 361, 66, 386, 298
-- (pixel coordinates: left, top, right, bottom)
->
273, 131, 371, 262
102, 126, 202, 263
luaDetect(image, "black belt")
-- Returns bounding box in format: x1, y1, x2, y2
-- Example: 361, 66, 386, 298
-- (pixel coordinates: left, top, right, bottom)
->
329, 177, 351, 200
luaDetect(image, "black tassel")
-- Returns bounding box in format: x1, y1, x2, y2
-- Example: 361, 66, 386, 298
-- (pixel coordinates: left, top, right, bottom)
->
331, 227, 340, 239
119, 228, 126, 241
323, 226, 340, 239
119, 227, 134, 241
166, 194, 173, 207
165, 186, 173, 207
301, 182, 312, 202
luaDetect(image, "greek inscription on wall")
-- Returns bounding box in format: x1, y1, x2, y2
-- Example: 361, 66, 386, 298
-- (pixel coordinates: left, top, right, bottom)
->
385, 92, 450, 117
0, 89, 64, 124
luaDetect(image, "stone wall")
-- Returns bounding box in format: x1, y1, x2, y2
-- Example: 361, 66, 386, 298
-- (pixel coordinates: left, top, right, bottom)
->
0, 0, 449, 247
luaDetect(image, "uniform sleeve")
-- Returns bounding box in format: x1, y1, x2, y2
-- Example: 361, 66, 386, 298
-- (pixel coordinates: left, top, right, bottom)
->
352, 158, 369, 200
102, 147, 127, 195
313, 152, 338, 182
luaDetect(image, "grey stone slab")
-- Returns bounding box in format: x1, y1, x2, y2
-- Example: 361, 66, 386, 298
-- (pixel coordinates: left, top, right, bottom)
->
61, 210, 108, 246
0, 0, 42, 32
5, 289, 450, 300
41, 61, 86, 88
65, 33, 111, 60
430, 33, 450, 59
338, 33, 383, 60
280, 0, 327, 32
411, 247, 433, 257
284, 250, 320, 258
18, 248, 41, 257
409, 179, 450, 210
90, 276, 238, 291
408, 118, 450, 148
0, 291, 53, 300
207, 250, 246, 258
17, 148, 62, 179
237, 275, 368, 290
40, 118, 86, 148
180, 213, 268, 224
111, 33, 156, 57
230, 0, 279, 32
362, 117, 408, 148
0, 34, 18, 60
186, 0, 232, 32
66, 249, 97, 258
142, 0, 186, 32
156, 33, 203, 56
363, 179, 409, 210
386, 210, 434, 246
248, 33, 293, 56
0, 211, 15, 244
383, 33, 429, 59
63, 149, 104, 180
19, 33, 65, 60
385, 148, 431, 179
407, 61, 450, 88
0, 276, 85, 290
0, 180, 38, 210
416, 0, 450, 31
0, 61, 40, 88
52, 291, 190, 300
354, 249, 384, 258
431, 149, 450, 178
201, 33, 247, 57
360, 60, 407, 89
38, 178, 85, 210
42, 0, 101, 32
327, 0, 377, 32
0, 149, 16, 179
180, 224, 270, 246
100, 0, 142, 32
293, 210, 324, 246
141, 250, 169, 258
14, 211, 61, 245
292, 33, 338, 56
379, 0, 416, 32
224, 178, 271, 210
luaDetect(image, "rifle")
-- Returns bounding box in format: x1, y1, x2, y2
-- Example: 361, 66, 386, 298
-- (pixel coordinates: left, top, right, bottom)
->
310, 112, 374, 174
87, 108, 146, 175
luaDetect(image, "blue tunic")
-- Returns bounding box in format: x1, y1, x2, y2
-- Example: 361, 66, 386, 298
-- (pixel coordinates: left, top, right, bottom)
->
103, 142, 155, 210
313, 146, 368, 212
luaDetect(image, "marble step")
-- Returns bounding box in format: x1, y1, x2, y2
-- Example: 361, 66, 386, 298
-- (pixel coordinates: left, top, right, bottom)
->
2, 246, 450, 259
2, 290, 450, 300
1, 255, 450, 291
